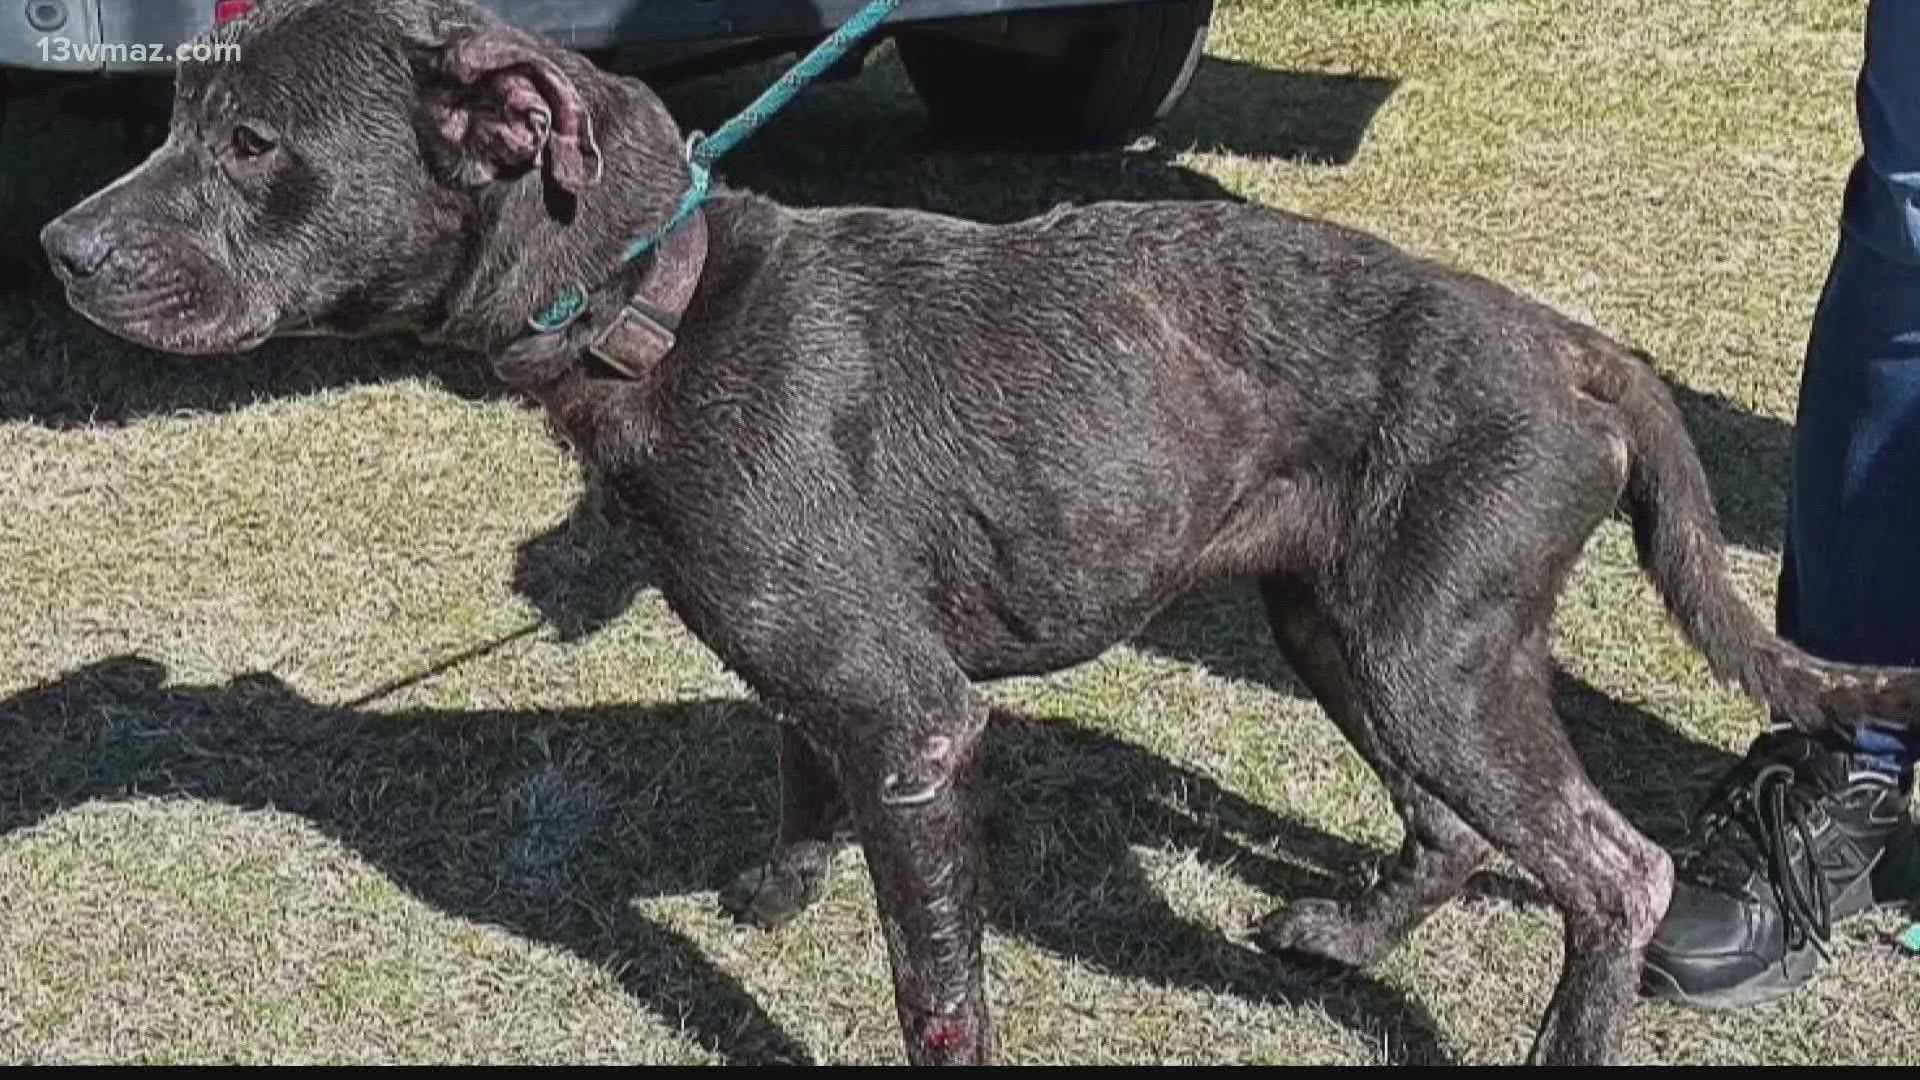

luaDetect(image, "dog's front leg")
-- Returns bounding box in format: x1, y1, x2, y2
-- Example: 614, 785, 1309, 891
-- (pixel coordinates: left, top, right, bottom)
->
835, 691, 995, 1065
722, 725, 848, 929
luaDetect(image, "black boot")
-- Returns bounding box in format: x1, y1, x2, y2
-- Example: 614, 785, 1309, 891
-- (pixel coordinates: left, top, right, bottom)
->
1642, 731, 1919, 1008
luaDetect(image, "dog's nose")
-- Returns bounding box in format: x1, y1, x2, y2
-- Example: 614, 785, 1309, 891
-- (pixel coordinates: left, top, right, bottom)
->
40, 217, 114, 280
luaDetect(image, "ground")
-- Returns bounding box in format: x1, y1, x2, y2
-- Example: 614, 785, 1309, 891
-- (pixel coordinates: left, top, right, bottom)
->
1, 0, 1914, 1065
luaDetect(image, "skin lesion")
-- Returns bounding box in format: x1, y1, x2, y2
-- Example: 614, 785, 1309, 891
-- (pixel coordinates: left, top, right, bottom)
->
917, 1013, 973, 1054
878, 734, 959, 807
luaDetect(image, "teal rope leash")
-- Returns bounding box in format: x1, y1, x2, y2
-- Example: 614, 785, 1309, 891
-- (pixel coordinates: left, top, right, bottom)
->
692, 0, 906, 162
529, 0, 906, 333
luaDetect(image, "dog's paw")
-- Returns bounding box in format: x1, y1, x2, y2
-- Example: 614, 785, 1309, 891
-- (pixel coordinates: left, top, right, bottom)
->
720, 857, 830, 931
1252, 898, 1382, 971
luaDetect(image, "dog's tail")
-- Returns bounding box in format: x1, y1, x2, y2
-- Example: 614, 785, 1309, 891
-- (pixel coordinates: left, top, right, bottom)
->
1591, 335, 1920, 735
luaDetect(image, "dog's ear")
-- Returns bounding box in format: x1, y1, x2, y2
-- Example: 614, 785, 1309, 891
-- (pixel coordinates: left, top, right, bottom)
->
417, 27, 603, 194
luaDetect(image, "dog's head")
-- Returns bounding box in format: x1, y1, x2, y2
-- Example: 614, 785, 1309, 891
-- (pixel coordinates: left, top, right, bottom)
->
40, 0, 677, 355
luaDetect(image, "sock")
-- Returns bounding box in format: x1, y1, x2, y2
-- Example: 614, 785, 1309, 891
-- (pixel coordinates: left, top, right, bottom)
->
1851, 721, 1917, 792
1768, 718, 1916, 791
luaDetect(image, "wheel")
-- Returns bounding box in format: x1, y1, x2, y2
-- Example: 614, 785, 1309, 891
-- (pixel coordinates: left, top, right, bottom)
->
896, 0, 1212, 150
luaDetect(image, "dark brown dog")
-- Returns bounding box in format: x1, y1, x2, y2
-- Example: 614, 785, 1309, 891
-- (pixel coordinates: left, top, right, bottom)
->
38, 0, 1920, 1063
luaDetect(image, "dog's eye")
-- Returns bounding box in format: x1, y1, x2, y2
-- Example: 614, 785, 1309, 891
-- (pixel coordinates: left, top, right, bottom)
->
231, 124, 277, 159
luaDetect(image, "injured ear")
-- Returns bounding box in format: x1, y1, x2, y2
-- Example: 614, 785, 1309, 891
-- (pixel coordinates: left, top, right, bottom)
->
424, 27, 603, 193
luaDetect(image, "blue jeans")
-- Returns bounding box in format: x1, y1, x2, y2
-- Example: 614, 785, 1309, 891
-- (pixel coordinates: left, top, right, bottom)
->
1777, 0, 1920, 776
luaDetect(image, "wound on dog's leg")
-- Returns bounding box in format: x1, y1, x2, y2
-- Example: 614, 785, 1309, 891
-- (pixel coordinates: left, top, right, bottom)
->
879, 733, 961, 807
917, 1012, 974, 1054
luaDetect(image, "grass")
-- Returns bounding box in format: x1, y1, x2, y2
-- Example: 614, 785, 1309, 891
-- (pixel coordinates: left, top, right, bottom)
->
2, 0, 1916, 1064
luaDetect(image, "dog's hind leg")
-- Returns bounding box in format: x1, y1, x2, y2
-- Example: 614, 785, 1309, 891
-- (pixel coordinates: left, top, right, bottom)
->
1253, 578, 1492, 970
1375, 650, 1672, 1065
1255, 398, 1669, 1062
721, 725, 848, 929
1334, 577, 1669, 1064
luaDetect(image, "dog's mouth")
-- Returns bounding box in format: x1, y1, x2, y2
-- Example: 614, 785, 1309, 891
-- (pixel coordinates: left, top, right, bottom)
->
59, 264, 275, 357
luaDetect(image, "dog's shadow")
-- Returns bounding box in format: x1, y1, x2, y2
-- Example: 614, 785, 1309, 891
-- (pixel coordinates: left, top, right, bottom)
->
8, 652, 1507, 1064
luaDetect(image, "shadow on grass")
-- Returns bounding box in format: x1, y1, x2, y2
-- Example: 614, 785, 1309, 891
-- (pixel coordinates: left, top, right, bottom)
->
1158, 57, 1398, 165
1664, 380, 1791, 554
1, 588, 1753, 1062
6, 653, 1474, 1064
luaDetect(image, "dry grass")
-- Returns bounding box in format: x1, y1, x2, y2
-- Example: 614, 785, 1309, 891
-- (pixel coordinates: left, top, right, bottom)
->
2, 0, 1916, 1064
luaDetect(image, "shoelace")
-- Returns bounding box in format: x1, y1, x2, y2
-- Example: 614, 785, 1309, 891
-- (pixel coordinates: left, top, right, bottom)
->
1678, 762, 1835, 959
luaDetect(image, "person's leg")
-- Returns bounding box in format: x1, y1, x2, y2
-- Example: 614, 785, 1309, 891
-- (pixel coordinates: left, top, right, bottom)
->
1779, 222, 1920, 784
1643, 0, 1920, 1008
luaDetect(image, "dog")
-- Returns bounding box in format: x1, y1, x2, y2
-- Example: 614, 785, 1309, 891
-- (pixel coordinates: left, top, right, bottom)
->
38, 0, 1920, 1063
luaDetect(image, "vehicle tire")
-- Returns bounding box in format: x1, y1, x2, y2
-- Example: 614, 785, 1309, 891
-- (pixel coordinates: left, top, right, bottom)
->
896, 0, 1212, 150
